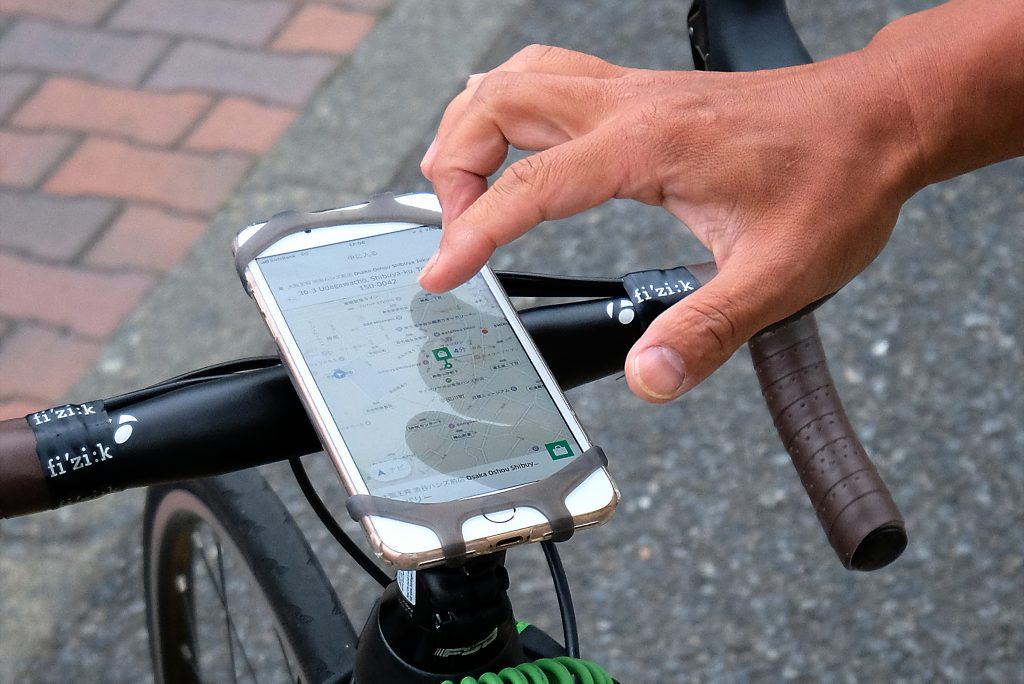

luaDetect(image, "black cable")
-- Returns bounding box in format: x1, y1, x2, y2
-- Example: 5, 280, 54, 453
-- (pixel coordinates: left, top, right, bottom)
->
163, 355, 281, 381
104, 374, 236, 410
541, 540, 580, 659
103, 356, 281, 409
288, 456, 391, 588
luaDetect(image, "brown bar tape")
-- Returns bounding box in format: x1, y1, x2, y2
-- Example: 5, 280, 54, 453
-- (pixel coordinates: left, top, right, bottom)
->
749, 311, 906, 570
0, 418, 48, 518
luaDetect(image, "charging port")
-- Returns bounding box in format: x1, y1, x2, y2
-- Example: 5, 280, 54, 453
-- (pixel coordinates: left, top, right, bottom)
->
495, 535, 524, 547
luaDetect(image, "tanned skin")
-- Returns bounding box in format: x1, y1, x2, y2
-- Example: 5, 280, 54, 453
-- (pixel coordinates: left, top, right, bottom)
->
418, 0, 1024, 402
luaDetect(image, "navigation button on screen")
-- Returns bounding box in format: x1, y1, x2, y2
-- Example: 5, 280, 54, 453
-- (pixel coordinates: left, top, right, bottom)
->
369, 458, 412, 482
545, 440, 574, 460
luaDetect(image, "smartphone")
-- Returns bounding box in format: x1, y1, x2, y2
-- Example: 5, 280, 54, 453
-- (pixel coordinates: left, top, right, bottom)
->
234, 195, 618, 568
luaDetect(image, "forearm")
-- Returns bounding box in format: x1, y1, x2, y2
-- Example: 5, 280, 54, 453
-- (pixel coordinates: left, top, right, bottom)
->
863, 0, 1024, 193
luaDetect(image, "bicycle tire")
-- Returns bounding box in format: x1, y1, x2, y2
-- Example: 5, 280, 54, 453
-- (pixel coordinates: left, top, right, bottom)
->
143, 470, 358, 684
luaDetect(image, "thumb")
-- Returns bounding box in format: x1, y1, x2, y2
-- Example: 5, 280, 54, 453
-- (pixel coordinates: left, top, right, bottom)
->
624, 266, 791, 403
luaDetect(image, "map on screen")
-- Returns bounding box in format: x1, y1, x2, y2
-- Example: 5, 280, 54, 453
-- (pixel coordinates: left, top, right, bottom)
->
258, 226, 582, 502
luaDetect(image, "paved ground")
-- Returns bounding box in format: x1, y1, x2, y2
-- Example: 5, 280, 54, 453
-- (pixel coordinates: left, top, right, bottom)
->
1, 0, 1022, 682
0, 0, 388, 419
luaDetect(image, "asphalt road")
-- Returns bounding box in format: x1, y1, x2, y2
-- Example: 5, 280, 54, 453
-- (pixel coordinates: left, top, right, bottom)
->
2, 0, 1021, 682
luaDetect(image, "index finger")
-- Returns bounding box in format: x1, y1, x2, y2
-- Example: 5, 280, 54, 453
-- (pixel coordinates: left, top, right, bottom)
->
428, 72, 621, 223
423, 47, 628, 219
418, 129, 629, 292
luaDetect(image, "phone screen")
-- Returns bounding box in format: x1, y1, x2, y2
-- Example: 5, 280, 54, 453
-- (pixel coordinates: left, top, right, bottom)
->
257, 225, 584, 503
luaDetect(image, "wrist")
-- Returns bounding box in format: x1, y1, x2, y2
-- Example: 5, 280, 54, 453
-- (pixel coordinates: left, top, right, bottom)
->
860, 0, 1024, 193
844, 40, 933, 202
805, 49, 925, 207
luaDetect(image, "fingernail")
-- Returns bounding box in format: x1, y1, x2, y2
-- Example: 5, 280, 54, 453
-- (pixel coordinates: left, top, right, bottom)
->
467, 73, 485, 84
632, 346, 687, 400
420, 136, 437, 170
418, 251, 439, 285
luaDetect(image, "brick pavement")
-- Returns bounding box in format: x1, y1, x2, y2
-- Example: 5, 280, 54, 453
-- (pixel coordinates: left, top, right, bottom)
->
0, 0, 391, 418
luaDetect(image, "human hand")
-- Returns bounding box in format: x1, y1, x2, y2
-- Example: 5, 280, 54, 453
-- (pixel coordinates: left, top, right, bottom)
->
418, 44, 918, 402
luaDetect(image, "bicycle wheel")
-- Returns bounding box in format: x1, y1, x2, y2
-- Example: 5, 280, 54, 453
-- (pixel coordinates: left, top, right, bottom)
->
143, 470, 358, 684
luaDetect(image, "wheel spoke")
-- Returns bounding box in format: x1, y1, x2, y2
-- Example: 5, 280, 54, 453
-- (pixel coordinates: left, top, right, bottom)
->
274, 629, 298, 683
145, 477, 355, 684
180, 560, 202, 680
192, 529, 263, 683
217, 539, 240, 684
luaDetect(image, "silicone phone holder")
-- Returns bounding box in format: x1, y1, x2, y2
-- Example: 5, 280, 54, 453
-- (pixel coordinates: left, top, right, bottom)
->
234, 192, 442, 292
347, 446, 609, 567
234, 193, 613, 567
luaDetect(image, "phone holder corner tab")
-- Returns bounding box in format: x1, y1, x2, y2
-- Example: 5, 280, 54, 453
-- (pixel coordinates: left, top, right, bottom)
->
346, 446, 609, 567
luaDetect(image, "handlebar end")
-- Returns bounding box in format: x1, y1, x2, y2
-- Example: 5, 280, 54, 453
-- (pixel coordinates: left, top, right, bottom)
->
750, 310, 908, 572
0, 417, 48, 519
849, 525, 908, 572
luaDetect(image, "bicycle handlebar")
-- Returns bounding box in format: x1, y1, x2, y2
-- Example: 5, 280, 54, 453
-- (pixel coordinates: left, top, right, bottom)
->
0, 419, 47, 518
684, 0, 906, 569
0, 265, 905, 570
750, 311, 906, 570
0, 366, 319, 518
0, 281, 638, 519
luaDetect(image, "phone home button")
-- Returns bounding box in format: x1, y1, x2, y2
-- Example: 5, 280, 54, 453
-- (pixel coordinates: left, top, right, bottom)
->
483, 508, 516, 524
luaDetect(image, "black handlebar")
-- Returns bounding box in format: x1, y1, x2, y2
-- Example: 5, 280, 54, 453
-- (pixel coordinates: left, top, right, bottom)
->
0, 262, 906, 570
0, 283, 639, 518
0, 0, 912, 572
687, 0, 811, 72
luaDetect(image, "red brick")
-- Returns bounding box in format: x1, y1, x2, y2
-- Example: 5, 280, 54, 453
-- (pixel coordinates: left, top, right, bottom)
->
0, 190, 119, 262
0, 20, 169, 87
0, 0, 121, 24
84, 204, 207, 272
272, 6, 376, 55
0, 251, 154, 339
0, 323, 102, 405
14, 78, 211, 146
109, 0, 292, 47
184, 98, 297, 154
0, 130, 75, 188
44, 138, 251, 214
319, 0, 393, 12
0, 72, 37, 122
146, 40, 336, 108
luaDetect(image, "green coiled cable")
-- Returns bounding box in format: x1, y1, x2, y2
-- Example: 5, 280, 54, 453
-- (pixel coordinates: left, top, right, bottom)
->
441, 656, 613, 684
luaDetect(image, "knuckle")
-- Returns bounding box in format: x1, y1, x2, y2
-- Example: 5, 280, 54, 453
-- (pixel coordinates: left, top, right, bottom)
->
430, 160, 459, 184
633, 100, 665, 133
685, 296, 742, 359
628, 99, 685, 151
505, 155, 545, 191
512, 43, 563, 69
621, 102, 664, 159
488, 156, 547, 224
611, 104, 668, 201
431, 164, 475, 196
619, 97, 698, 196
471, 71, 517, 109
